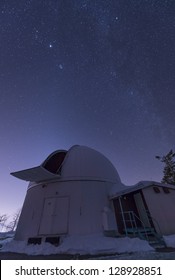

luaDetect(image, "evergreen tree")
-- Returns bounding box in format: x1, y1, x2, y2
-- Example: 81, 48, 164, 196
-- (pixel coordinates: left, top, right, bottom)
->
156, 150, 175, 185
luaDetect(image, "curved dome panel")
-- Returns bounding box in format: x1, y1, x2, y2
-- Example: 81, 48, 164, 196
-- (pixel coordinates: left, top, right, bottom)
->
61, 145, 121, 183
11, 145, 121, 183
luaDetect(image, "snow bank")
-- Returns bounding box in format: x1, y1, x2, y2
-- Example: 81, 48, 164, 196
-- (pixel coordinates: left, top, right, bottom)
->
164, 234, 175, 248
0, 231, 15, 247
1, 234, 153, 255
0, 237, 13, 246
0, 232, 15, 238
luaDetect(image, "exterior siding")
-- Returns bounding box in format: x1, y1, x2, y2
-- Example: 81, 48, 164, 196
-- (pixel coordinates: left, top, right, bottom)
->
142, 186, 175, 235
15, 180, 116, 241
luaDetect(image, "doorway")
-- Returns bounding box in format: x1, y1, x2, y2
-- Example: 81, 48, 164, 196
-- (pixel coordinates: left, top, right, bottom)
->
39, 196, 69, 235
113, 191, 152, 234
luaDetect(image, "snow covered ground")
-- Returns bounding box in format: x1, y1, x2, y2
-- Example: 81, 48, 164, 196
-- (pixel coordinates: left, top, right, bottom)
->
1, 233, 153, 255
1, 232, 175, 259
0, 232, 14, 247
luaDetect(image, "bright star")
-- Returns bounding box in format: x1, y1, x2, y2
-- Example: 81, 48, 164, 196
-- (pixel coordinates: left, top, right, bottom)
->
59, 64, 63, 69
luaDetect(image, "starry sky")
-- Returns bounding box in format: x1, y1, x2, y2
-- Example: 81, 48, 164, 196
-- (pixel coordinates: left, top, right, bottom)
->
1, 0, 175, 216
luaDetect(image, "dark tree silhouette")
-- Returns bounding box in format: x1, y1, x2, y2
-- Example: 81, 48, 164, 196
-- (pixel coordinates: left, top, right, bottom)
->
156, 150, 175, 185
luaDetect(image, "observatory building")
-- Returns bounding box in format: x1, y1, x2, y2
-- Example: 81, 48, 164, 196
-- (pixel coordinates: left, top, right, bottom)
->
11, 145, 175, 248
12, 145, 121, 245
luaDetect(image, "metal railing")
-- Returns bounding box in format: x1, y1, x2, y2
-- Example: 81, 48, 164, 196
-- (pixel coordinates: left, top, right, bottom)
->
121, 211, 154, 241
144, 210, 163, 236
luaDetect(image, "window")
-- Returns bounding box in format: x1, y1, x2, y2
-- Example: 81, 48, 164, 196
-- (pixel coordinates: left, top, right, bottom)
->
163, 187, 170, 194
28, 237, 42, 245
153, 186, 161, 193
45, 236, 60, 246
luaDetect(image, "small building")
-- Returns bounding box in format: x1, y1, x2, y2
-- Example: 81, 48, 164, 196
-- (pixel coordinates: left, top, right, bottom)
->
110, 181, 175, 237
11, 145, 175, 247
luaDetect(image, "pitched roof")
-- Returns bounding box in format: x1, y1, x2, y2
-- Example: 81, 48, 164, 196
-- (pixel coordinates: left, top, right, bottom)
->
109, 180, 175, 199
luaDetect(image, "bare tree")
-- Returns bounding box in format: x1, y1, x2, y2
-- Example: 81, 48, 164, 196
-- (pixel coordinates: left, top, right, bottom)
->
0, 214, 8, 231
6, 209, 21, 232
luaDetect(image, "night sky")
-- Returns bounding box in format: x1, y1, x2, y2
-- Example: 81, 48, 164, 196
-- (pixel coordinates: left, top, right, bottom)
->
1, 0, 175, 216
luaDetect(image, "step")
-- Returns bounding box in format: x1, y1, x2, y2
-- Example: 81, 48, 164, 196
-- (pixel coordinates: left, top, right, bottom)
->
124, 227, 155, 234
124, 227, 166, 247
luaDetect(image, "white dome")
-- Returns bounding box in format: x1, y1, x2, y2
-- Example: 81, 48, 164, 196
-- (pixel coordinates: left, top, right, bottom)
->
11, 145, 121, 184
61, 145, 121, 183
